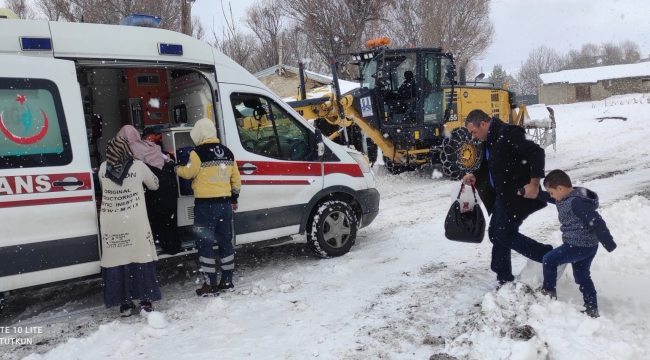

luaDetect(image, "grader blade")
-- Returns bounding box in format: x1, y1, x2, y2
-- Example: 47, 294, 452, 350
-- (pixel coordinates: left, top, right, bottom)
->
514, 105, 557, 151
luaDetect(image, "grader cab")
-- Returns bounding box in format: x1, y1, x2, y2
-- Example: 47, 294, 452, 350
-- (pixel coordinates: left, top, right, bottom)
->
286, 39, 555, 179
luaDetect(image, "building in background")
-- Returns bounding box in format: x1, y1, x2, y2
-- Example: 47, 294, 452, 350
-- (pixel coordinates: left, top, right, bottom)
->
539, 62, 650, 105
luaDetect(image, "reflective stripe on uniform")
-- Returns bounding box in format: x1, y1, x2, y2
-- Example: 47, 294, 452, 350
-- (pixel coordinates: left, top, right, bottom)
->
201, 266, 216, 273
200, 256, 215, 264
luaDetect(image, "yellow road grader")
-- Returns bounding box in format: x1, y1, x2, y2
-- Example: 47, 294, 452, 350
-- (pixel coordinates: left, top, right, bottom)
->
285, 38, 556, 179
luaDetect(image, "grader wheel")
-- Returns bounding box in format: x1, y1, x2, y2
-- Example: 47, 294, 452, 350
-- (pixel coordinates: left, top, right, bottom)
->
441, 127, 483, 180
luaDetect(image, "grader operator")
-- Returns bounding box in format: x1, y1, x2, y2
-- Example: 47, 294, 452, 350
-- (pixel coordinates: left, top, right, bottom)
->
285, 38, 555, 179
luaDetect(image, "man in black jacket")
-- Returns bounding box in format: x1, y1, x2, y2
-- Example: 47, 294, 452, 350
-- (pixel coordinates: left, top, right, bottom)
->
462, 109, 552, 284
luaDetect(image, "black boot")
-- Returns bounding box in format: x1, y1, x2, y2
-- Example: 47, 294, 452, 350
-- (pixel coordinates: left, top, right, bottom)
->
140, 301, 154, 313
217, 280, 235, 292
120, 301, 136, 317
196, 283, 219, 297
581, 304, 599, 318
539, 288, 557, 300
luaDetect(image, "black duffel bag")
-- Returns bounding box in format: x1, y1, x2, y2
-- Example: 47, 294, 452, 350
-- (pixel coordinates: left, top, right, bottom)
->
444, 183, 486, 243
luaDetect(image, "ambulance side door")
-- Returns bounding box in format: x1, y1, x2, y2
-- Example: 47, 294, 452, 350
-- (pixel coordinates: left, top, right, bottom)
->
0, 55, 99, 292
218, 84, 324, 244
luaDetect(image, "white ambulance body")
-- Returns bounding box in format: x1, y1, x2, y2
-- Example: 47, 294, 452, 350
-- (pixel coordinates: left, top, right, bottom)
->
0, 18, 380, 294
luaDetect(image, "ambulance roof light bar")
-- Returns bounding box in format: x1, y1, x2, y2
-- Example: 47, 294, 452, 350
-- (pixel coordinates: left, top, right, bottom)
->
119, 14, 162, 28
20, 37, 52, 51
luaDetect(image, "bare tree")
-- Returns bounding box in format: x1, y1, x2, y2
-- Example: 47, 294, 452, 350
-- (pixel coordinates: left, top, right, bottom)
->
34, 0, 68, 20
563, 43, 600, 70
600, 41, 623, 66
516, 45, 564, 95
191, 15, 205, 40
244, 0, 285, 72
211, 1, 258, 72
5, 0, 37, 19
281, 22, 323, 73
386, 0, 493, 76
620, 40, 641, 63
282, 0, 394, 77
420, 0, 493, 69
386, 0, 421, 48
44, 0, 181, 30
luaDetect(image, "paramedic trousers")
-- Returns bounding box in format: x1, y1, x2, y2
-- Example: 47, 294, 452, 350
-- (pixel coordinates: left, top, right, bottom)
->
543, 244, 598, 306
193, 202, 235, 285
488, 196, 553, 283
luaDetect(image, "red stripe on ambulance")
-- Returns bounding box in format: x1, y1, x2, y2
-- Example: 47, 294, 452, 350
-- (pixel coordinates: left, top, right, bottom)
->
239, 161, 321, 176
242, 180, 311, 185
0, 195, 94, 208
324, 163, 364, 177
0, 173, 92, 196
237, 161, 363, 178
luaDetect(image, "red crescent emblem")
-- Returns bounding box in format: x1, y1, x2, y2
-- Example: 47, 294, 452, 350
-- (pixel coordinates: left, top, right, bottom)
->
0, 109, 49, 145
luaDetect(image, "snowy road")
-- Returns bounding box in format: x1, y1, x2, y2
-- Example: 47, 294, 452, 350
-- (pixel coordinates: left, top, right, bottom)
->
2, 94, 650, 360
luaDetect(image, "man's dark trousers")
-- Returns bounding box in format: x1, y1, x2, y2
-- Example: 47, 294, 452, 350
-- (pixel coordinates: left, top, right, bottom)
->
488, 196, 553, 282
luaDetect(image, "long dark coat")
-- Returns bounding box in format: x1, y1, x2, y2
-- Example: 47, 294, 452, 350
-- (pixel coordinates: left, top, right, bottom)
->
144, 162, 180, 255
472, 119, 547, 218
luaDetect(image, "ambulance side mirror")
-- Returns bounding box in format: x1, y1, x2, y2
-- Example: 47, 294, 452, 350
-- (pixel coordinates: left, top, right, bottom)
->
315, 129, 325, 158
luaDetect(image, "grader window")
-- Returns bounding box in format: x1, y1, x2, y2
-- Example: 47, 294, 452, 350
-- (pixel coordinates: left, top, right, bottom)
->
423, 53, 444, 124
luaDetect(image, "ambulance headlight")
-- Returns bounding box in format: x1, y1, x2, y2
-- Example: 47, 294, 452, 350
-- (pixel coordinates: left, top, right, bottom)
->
349, 152, 371, 173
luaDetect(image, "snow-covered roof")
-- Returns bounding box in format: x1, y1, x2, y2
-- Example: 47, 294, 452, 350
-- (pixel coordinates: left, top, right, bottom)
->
254, 65, 334, 84
539, 62, 650, 84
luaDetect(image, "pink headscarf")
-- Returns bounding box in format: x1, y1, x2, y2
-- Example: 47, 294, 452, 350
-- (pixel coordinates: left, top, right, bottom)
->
117, 125, 165, 170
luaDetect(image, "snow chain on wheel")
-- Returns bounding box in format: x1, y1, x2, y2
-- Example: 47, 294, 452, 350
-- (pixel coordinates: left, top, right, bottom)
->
307, 200, 358, 258
441, 127, 483, 180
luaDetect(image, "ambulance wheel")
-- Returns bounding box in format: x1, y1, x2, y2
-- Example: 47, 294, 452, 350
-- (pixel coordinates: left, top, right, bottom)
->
308, 200, 358, 258
441, 127, 482, 180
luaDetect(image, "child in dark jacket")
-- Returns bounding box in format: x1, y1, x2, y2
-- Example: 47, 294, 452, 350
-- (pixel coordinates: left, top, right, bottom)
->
536, 170, 617, 318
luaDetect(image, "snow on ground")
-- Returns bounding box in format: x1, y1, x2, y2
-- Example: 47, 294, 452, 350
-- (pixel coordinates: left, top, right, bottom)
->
3, 94, 650, 360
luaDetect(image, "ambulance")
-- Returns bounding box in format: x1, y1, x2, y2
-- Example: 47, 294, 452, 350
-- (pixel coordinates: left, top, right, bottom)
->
0, 14, 380, 305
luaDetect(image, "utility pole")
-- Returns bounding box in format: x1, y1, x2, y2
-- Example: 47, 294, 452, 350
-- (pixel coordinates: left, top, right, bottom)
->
180, 0, 196, 35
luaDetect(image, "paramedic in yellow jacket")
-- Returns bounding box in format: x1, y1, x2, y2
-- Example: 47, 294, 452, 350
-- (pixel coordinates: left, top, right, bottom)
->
176, 118, 242, 297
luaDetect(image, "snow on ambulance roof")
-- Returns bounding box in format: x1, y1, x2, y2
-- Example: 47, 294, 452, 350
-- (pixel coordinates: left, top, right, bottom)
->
540, 62, 650, 85
0, 19, 260, 87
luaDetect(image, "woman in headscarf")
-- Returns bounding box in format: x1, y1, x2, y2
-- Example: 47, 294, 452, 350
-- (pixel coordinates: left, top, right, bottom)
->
99, 136, 162, 316
117, 125, 180, 255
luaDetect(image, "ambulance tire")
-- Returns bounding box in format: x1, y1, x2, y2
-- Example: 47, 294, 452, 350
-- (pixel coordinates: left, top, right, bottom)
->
440, 127, 482, 180
307, 200, 358, 258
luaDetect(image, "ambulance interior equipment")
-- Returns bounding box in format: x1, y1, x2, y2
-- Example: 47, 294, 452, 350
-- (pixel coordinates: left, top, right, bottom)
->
81, 66, 215, 250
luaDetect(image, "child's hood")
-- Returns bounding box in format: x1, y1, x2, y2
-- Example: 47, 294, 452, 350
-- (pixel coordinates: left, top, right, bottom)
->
564, 187, 599, 209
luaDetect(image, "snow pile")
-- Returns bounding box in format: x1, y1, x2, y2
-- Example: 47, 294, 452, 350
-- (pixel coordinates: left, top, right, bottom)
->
146, 311, 167, 329
445, 282, 641, 360
442, 193, 650, 359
